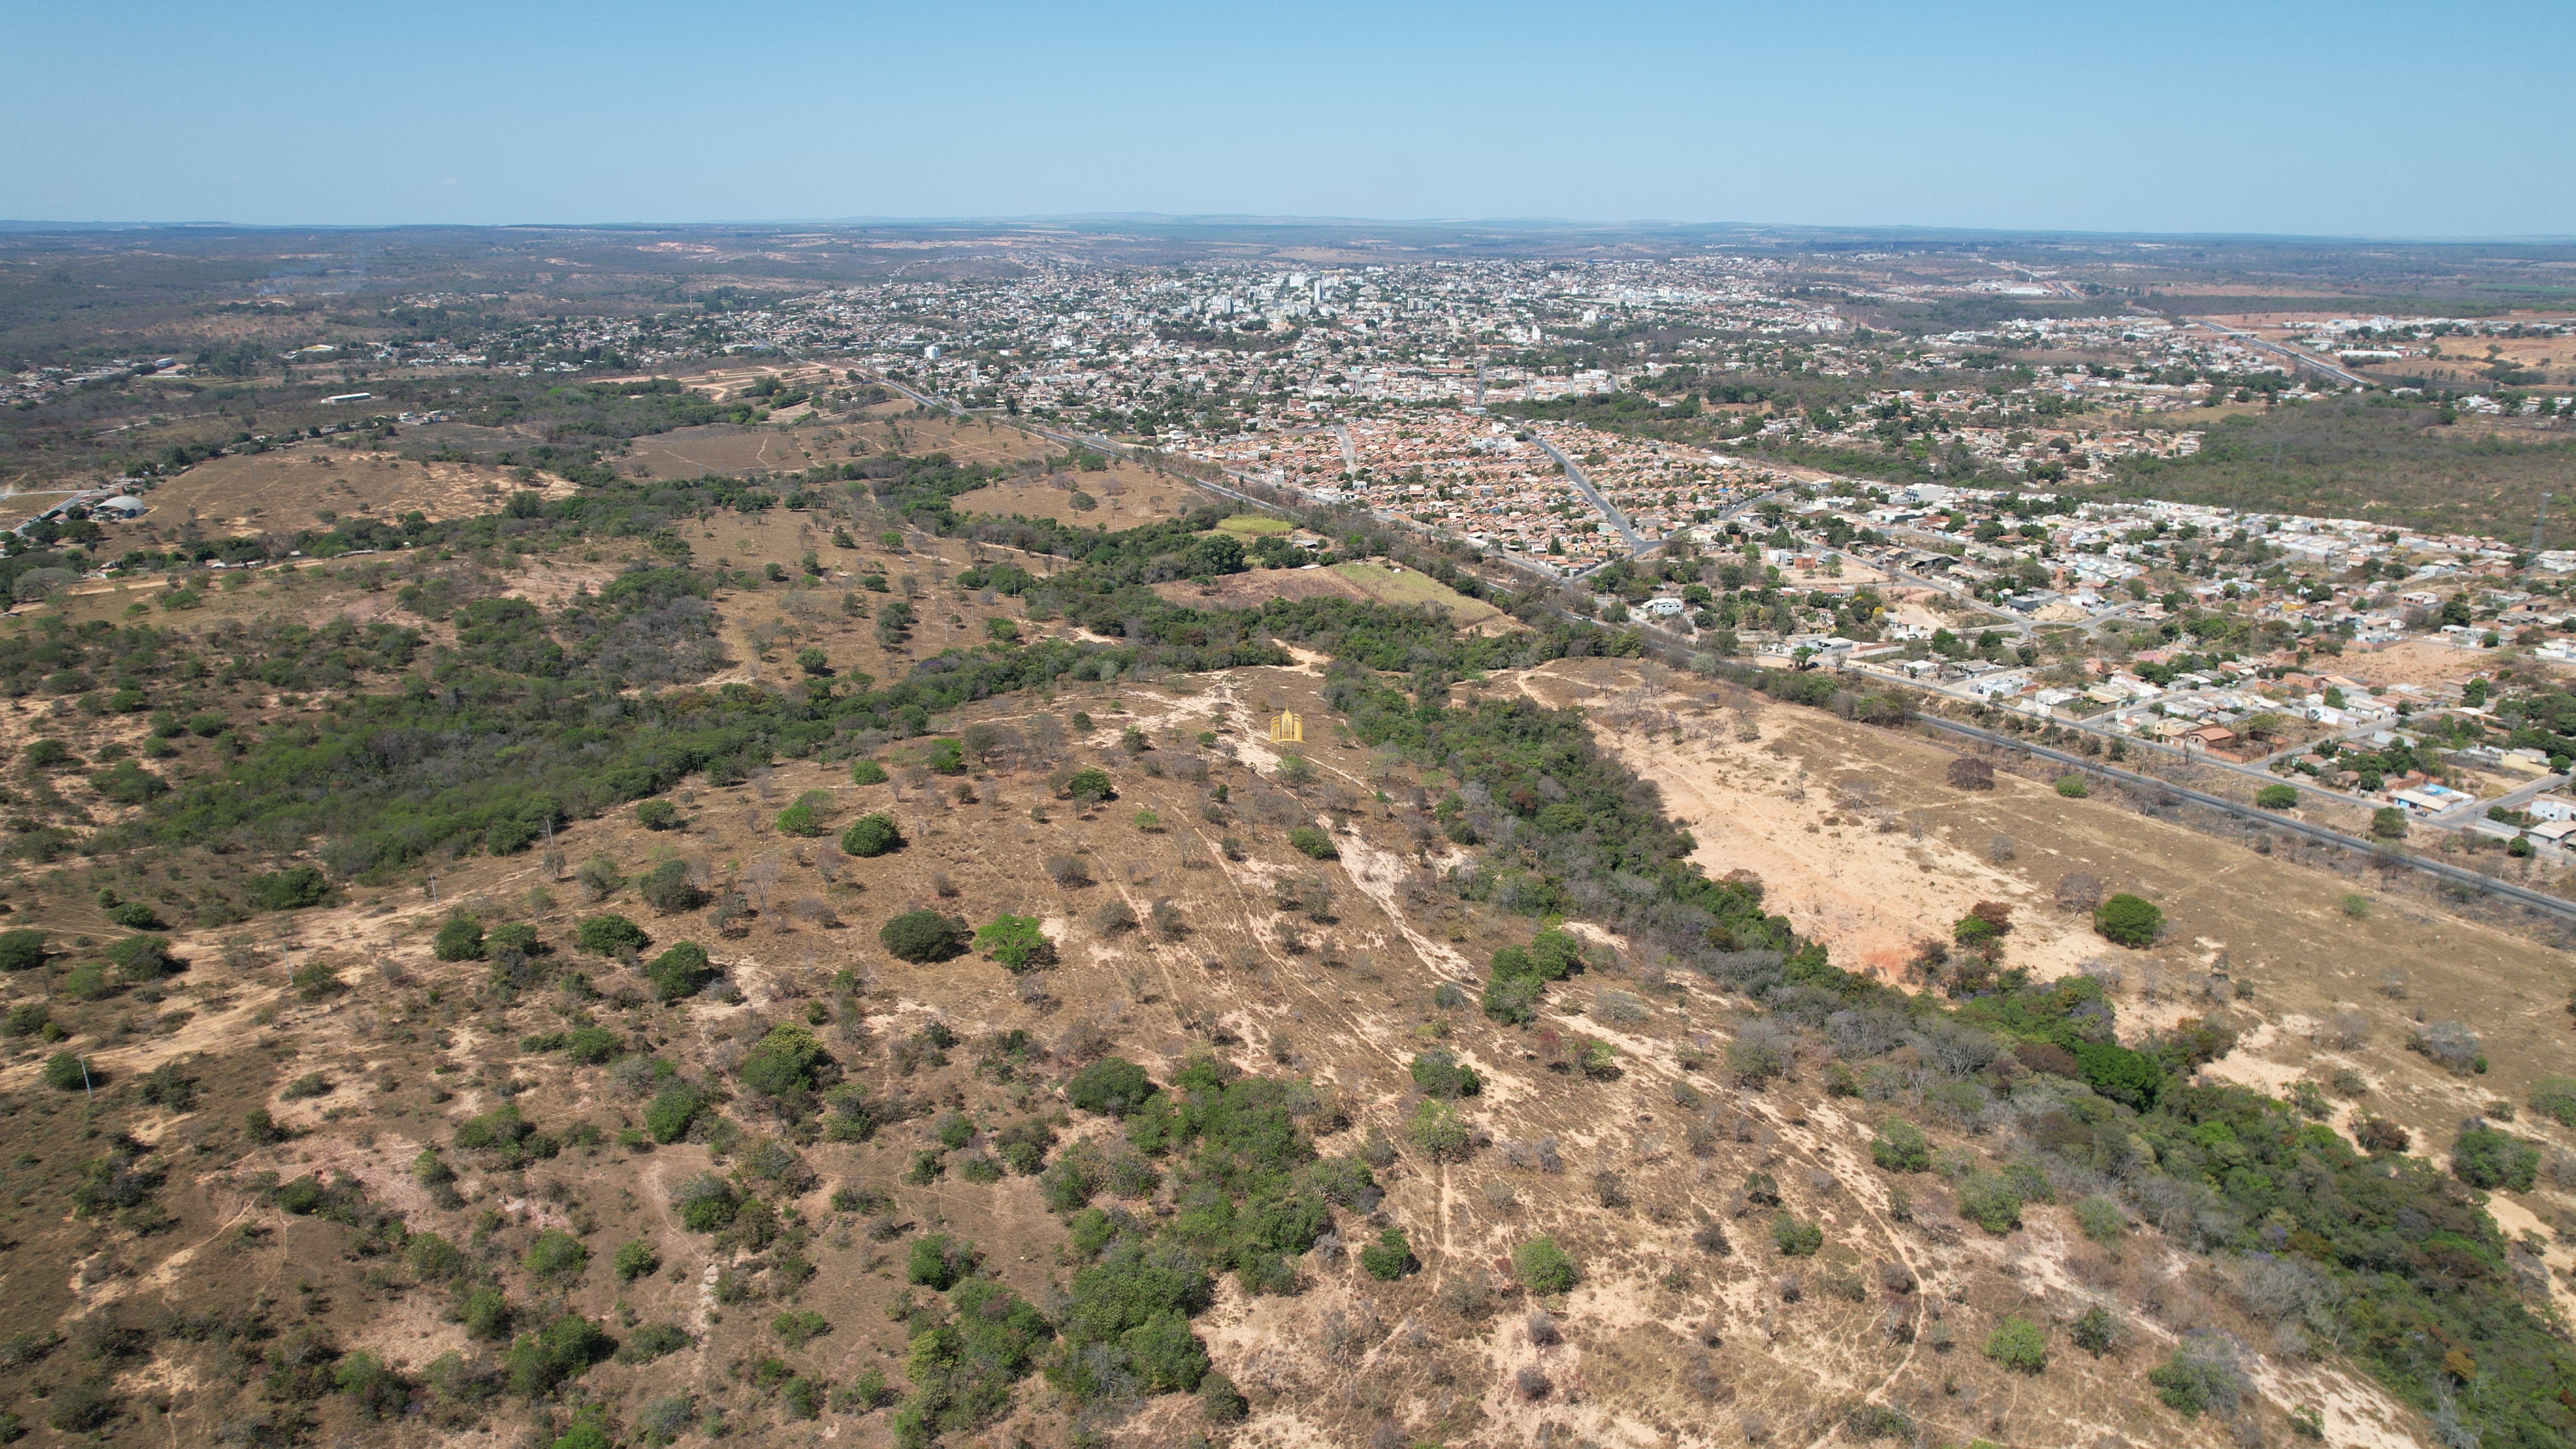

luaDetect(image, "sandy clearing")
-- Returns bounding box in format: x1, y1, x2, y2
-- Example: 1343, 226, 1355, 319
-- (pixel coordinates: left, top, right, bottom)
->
1583, 700, 2098, 982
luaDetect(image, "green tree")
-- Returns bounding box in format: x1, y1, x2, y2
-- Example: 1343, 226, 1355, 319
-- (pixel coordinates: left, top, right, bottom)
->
1771, 1213, 1823, 1256
245, 865, 333, 911
1407, 1099, 1472, 1161
2149, 1337, 2248, 1417
974, 915, 1055, 971
639, 860, 704, 913
2530, 1076, 2576, 1128
612, 1240, 659, 1282
2451, 1124, 2539, 1191
1408, 1048, 1481, 1100
2071, 1304, 2118, 1357
907, 1233, 980, 1290
2255, 783, 2298, 809
0, 929, 48, 972
645, 942, 714, 1001
739, 1025, 829, 1097
1065, 1058, 1156, 1116
842, 813, 903, 857
645, 1080, 706, 1143
1057, 766, 1114, 802
2092, 894, 2162, 947
575, 914, 649, 956
670, 1173, 739, 1232
881, 910, 969, 963
1984, 1316, 2046, 1374
434, 913, 485, 961
504, 1313, 614, 1397
524, 1230, 588, 1280
1358, 1228, 1417, 1280
1870, 1120, 1930, 1173
1513, 1236, 1577, 1293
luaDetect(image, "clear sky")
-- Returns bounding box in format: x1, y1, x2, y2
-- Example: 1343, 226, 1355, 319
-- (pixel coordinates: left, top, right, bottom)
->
8, 0, 2569, 237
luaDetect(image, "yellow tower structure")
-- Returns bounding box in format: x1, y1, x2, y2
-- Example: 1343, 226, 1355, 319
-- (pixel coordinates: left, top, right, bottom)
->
1267, 709, 1303, 744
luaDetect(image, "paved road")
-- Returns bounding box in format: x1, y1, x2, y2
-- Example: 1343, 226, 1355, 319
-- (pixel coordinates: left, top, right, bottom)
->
1526, 434, 1651, 554
7, 486, 113, 540
2192, 318, 2368, 388
1908, 714, 2576, 923
1518, 588, 2576, 922
1843, 659, 2499, 820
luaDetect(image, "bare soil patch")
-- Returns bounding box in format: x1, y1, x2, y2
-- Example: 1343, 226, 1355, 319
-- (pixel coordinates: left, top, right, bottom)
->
619, 423, 852, 479
1524, 659, 2576, 1254
141, 447, 564, 532
951, 473, 1198, 526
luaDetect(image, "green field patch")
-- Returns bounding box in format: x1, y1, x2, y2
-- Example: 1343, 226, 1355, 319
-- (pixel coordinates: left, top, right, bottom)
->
1329, 562, 1505, 625
1215, 515, 1294, 537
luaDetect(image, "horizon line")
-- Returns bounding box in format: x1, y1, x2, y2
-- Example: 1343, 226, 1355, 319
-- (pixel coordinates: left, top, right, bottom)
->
3, 215, 2575, 248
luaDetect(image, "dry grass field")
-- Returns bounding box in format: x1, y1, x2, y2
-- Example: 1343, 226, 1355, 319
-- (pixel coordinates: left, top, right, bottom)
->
1216, 515, 1294, 537
1513, 658, 2576, 1318
4, 646, 2454, 1449
0, 495, 2568, 1448
1152, 564, 1372, 611
947, 474, 1199, 528
620, 424, 855, 479
620, 411, 1196, 526
1331, 560, 1509, 628
137, 446, 566, 533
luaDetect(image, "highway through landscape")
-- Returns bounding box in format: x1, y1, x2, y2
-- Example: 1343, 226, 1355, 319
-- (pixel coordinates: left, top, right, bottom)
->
2192, 317, 2369, 388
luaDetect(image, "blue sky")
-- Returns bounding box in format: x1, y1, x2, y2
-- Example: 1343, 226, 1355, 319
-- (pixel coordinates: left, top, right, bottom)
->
8, 0, 2569, 236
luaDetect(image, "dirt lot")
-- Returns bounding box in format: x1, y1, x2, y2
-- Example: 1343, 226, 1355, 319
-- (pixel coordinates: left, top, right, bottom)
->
620, 411, 1194, 522
131, 445, 565, 533
2348, 637, 2555, 690
620, 423, 857, 479
950, 473, 1199, 527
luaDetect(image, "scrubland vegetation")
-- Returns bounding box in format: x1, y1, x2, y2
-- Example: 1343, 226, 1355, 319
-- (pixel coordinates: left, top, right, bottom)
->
0, 420, 2565, 1449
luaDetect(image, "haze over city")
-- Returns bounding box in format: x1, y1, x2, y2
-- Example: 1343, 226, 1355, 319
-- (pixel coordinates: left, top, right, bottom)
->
9, 0, 2574, 235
